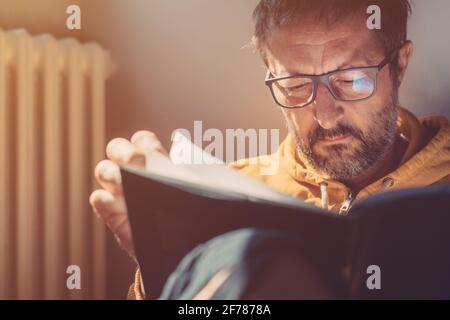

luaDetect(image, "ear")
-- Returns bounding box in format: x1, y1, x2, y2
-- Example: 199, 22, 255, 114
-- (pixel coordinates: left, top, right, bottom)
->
395, 40, 413, 86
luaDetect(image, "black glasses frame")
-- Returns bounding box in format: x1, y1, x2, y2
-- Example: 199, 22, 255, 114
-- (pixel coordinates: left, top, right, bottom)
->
265, 46, 402, 109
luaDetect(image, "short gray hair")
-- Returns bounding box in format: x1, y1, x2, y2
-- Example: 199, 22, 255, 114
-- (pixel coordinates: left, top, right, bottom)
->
253, 0, 412, 58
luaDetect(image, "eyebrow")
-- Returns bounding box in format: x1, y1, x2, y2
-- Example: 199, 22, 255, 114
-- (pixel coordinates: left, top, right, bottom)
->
337, 49, 380, 69
280, 51, 381, 78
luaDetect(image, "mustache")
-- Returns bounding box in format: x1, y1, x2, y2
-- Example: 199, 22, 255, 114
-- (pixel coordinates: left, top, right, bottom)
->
309, 123, 364, 145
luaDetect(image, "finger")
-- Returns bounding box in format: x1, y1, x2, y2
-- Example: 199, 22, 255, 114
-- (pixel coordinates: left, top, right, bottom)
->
89, 189, 127, 222
131, 130, 169, 156
89, 189, 127, 225
89, 190, 135, 255
106, 138, 146, 168
94, 160, 123, 196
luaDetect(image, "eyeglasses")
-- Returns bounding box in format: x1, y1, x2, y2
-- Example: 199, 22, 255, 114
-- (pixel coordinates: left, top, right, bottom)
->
265, 47, 401, 109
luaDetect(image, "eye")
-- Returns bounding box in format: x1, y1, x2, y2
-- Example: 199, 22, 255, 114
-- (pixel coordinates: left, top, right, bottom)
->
287, 83, 309, 90
338, 79, 355, 85
335, 75, 366, 84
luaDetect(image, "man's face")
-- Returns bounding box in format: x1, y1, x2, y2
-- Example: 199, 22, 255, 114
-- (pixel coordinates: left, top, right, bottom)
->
265, 16, 402, 181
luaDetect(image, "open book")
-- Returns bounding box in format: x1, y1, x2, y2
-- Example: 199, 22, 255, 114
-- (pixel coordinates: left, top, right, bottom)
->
121, 132, 450, 299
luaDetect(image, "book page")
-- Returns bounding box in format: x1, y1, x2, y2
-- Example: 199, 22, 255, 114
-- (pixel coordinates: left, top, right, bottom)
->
147, 131, 305, 206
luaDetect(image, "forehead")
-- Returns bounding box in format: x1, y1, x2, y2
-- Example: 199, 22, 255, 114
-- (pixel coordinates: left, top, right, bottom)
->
266, 16, 384, 76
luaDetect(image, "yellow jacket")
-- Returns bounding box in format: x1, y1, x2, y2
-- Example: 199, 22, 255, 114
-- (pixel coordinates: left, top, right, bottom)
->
231, 108, 450, 213
128, 108, 450, 299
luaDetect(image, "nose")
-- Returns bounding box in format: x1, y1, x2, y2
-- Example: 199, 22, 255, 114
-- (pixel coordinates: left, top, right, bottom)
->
312, 83, 344, 129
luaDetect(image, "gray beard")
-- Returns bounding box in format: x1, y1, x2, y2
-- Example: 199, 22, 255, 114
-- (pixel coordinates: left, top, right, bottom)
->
290, 103, 399, 181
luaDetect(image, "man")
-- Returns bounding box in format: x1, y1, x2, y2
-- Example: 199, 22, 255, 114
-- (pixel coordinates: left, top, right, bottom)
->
90, 0, 450, 299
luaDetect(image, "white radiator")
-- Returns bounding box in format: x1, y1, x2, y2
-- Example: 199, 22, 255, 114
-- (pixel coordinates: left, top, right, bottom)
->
0, 29, 111, 299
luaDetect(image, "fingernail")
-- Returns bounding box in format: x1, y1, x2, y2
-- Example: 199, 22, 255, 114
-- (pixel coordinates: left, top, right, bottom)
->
110, 141, 135, 162
133, 135, 153, 150
100, 163, 121, 183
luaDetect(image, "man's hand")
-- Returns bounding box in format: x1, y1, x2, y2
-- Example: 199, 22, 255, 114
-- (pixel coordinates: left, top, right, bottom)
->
89, 130, 168, 260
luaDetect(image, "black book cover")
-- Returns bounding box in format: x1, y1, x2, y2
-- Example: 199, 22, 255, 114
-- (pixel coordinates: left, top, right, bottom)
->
121, 166, 450, 299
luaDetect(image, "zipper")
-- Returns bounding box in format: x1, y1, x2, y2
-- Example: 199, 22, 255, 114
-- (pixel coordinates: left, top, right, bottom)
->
339, 191, 355, 215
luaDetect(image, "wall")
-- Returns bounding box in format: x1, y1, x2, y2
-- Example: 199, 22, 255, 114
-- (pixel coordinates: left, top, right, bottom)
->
401, 0, 450, 117
81, 0, 279, 149
0, 0, 81, 38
